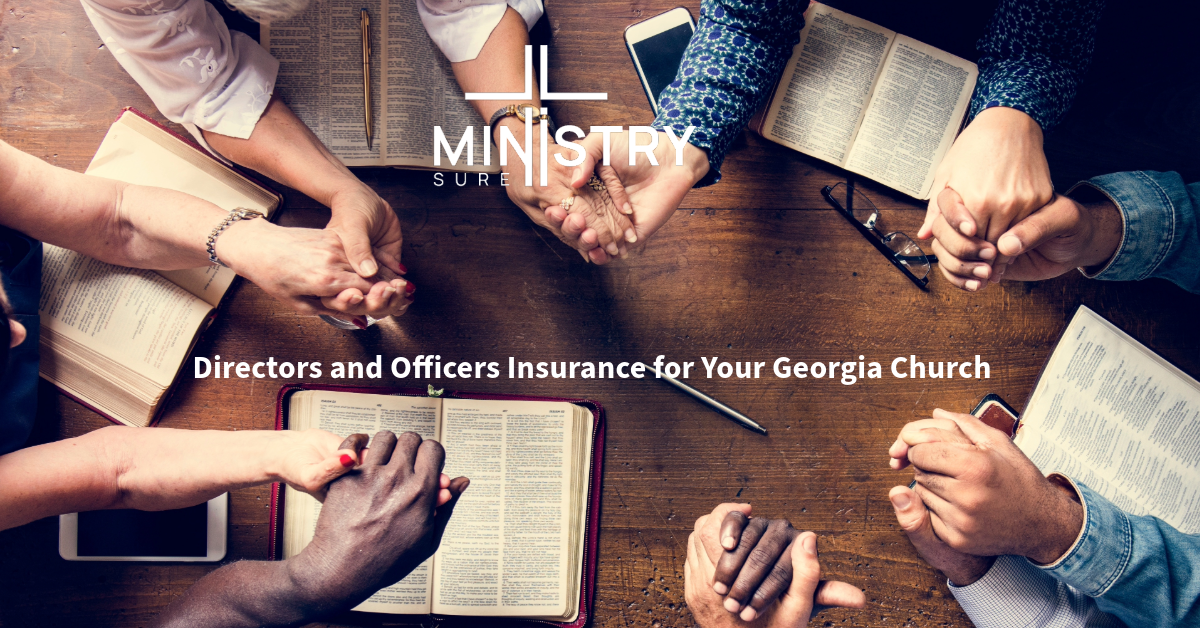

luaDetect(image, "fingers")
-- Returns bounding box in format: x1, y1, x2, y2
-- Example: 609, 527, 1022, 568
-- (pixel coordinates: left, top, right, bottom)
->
906, 441, 975, 478
598, 165, 635, 218
931, 238, 988, 292
336, 433, 370, 467
431, 476, 469, 545
936, 187, 981, 238
389, 431, 424, 476
771, 532, 821, 626
738, 530, 800, 621
890, 485, 935, 539
814, 580, 866, 610
363, 431, 398, 466
714, 517, 767, 613
723, 520, 798, 618
889, 418, 973, 470
338, 226, 380, 279
720, 510, 750, 552
996, 194, 1080, 258
436, 473, 452, 507
304, 433, 370, 496
938, 408, 1005, 446
413, 438, 448, 505
572, 133, 607, 188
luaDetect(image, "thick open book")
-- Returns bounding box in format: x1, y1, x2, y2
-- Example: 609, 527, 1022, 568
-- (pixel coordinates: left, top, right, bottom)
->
274, 385, 602, 626
1015, 306, 1200, 533
749, 3, 978, 199
262, 0, 495, 171
38, 109, 281, 427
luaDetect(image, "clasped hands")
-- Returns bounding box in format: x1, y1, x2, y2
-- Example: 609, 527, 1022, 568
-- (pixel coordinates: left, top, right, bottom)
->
921, 107, 1122, 291
214, 181, 414, 324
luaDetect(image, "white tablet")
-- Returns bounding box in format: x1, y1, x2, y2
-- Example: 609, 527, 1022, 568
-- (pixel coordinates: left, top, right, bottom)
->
59, 493, 228, 562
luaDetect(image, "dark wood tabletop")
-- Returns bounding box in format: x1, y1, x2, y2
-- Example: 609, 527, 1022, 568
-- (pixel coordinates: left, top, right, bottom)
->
2, 0, 1199, 626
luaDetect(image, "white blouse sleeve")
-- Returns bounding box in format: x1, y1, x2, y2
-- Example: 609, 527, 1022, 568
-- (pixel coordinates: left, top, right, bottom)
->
950, 555, 1127, 628
80, 0, 278, 141
416, 0, 543, 63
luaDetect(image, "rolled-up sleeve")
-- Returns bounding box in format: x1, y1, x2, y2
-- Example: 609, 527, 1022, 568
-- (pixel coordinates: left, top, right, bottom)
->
1039, 481, 1200, 627
1067, 171, 1200, 293
81, 0, 277, 140
416, 0, 543, 63
950, 555, 1125, 628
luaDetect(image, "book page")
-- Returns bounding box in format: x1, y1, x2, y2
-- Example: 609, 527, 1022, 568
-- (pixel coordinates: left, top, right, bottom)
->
85, 112, 278, 306
431, 398, 575, 618
38, 245, 213, 387
1015, 307, 1200, 533
760, 3, 895, 166
844, 35, 977, 198
282, 391, 442, 615
263, 0, 492, 170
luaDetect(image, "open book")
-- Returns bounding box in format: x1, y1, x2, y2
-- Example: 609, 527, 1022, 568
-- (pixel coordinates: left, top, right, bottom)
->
1015, 306, 1200, 533
749, 3, 978, 199
279, 389, 598, 623
38, 109, 281, 427
262, 0, 495, 171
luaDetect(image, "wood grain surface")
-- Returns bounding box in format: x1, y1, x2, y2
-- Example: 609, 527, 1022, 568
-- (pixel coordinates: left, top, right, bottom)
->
1, 0, 1199, 626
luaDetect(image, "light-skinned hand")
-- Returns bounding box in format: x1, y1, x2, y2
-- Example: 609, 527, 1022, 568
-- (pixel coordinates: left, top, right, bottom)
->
888, 485, 994, 586
325, 182, 406, 279
888, 410, 1083, 564
217, 219, 412, 320
686, 503, 865, 627
920, 107, 1054, 283
565, 130, 710, 252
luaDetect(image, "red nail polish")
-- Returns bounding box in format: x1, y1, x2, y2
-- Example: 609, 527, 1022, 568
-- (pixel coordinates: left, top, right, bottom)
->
340, 454, 354, 467
352, 317, 367, 330
404, 281, 416, 296
397, 262, 409, 274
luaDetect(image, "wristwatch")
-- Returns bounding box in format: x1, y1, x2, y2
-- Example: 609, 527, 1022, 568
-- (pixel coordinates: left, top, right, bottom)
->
488, 103, 557, 139
206, 207, 265, 267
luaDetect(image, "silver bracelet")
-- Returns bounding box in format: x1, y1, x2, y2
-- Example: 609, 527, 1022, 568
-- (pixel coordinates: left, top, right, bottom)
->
206, 207, 265, 267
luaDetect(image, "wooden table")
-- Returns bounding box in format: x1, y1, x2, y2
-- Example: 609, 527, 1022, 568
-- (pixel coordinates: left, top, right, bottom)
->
2, 0, 1199, 626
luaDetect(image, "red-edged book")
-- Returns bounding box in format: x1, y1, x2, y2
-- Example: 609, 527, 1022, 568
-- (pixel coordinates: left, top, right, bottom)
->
37, 108, 283, 427
269, 383, 605, 628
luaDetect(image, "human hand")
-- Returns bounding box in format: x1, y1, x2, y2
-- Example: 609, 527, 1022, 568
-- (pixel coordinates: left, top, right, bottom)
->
686, 503, 865, 627
325, 182, 406, 278
888, 409, 1083, 564
568, 130, 709, 252
287, 431, 469, 609
218, 219, 413, 320
272, 431, 367, 501
496, 120, 634, 264
887, 485, 994, 586
920, 107, 1053, 284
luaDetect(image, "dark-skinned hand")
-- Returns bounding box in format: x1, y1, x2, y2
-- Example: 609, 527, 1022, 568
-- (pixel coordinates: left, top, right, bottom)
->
286, 431, 469, 610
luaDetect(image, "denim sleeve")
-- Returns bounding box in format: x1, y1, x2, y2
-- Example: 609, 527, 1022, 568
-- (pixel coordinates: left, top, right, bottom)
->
967, 0, 1105, 129
950, 555, 1126, 628
1039, 482, 1200, 627
1067, 171, 1200, 293
649, 0, 807, 187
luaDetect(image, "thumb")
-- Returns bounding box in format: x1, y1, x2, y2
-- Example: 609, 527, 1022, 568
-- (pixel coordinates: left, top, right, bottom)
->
572, 133, 607, 189
890, 485, 935, 538
773, 532, 822, 626
996, 195, 1079, 257
338, 225, 380, 278
936, 186, 979, 237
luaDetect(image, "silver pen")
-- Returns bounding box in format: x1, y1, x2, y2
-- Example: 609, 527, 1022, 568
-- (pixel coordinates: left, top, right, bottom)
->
640, 362, 768, 435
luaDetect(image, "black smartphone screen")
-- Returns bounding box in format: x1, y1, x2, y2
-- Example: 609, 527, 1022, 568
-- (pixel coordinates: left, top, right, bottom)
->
632, 22, 695, 108
76, 504, 208, 557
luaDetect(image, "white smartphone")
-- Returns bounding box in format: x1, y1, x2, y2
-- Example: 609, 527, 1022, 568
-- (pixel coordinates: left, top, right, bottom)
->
59, 493, 228, 562
625, 7, 696, 114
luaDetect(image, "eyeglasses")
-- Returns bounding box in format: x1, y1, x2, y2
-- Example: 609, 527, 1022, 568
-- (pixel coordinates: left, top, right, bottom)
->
822, 181, 937, 290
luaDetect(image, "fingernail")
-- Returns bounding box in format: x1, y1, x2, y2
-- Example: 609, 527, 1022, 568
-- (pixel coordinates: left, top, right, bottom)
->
397, 262, 409, 274
740, 607, 757, 621
340, 453, 355, 467
383, 287, 397, 298
723, 598, 741, 613
979, 248, 995, 260
623, 202, 633, 215
712, 582, 728, 595
352, 317, 368, 330
361, 259, 378, 276
891, 492, 911, 510
973, 265, 989, 279
959, 221, 973, 234
625, 229, 637, 243
350, 293, 364, 304
404, 281, 416, 296
722, 536, 736, 550
803, 534, 817, 555
965, 280, 980, 291
607, 243, 619, 255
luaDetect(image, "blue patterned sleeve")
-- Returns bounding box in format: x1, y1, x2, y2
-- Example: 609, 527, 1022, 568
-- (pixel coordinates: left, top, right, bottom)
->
968, 0, 1106, 130
649, 0, 808, 187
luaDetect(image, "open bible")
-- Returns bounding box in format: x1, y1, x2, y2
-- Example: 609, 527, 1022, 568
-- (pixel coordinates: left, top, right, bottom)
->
38, 109, 281, 427
261, 0, 495, 171
1014, 306, 1200, 533
749, 3, 978, 199
273, 385, 603, 626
